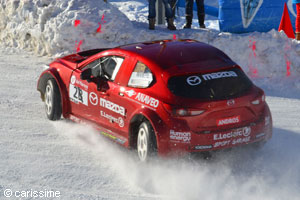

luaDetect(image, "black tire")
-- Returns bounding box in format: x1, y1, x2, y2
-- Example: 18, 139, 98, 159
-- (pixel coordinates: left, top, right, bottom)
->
137, 121, 157, 162
44, 79, 62, 120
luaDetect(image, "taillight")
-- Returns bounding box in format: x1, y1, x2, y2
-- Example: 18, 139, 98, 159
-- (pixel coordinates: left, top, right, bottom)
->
174, 108, 205, 117
251, 94, 265, 105
163, 103, 205, 117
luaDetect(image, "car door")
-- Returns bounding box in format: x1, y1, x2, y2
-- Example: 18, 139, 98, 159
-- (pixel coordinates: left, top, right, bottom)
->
80, 55, 136, 143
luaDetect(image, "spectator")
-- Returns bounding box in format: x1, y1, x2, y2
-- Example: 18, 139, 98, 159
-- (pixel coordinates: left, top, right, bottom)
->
184, 0, 205, 29
293, 0, 300, 40
170, 0, 177, 18
148, 0, 176, 30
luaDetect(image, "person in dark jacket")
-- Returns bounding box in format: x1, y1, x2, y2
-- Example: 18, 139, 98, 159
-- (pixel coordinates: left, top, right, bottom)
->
184, 0, 205, 29
293, 0, 300, 40
148, 0, 176, 30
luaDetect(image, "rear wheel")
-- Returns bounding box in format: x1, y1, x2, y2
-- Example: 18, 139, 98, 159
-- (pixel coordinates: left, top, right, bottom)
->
44, 79, 62, 120
137, 121, 157, 162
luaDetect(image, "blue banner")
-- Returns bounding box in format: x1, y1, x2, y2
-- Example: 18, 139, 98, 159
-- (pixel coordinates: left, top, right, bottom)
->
219, 0, 297, 33
177, 0, 297, 33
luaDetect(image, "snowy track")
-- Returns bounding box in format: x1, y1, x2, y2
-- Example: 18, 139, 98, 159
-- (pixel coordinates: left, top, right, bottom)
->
1, 47, 300, 200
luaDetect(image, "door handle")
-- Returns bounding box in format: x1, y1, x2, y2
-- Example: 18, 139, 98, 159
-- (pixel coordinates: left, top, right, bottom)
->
119, 92, 124, 97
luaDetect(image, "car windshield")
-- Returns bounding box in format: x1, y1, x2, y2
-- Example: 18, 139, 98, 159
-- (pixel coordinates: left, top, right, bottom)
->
167, 67, 253, 100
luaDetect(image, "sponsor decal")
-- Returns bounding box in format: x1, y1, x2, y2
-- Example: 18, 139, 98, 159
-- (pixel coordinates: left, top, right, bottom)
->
170, 130, 191, 143
125, 89, 136, 97
70, 75, 88, 90
124, 90, 159, 109
255, 133, 265, 139
100, 131, 125, 144
194, 145, 213, 150
213, 127, 251, 141
100, 111, 124, 127
214, 136, 250, 148
214, 140, 231, 148
89, 92, 98, 106
187, 76, 202, 86
135, 93, 159, 108
240, 0, 263, 28
227, 99, 235, 106
232, 136, 250, 145
186, 71, 238, 86
71, 75, 76, 84
100, 98, 125, 116
217, 116, 240, 126
202, 71, 238, 81
69, 84, 88, 106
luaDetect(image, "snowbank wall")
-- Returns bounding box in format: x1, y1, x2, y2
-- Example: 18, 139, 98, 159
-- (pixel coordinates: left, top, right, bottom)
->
0, 0, 145, 56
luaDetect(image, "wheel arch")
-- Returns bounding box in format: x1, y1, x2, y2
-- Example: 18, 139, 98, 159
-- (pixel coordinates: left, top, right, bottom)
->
128, 110, 168, 152
37, 68, 70, 118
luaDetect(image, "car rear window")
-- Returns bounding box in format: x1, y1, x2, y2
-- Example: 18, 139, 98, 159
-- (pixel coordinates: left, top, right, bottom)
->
167, 67, 253, 100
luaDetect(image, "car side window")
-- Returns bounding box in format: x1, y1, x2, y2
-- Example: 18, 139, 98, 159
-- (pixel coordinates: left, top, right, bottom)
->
82, 56, 124, 81
101, 56, 124, 81
128, 61, 153, 88
82, 59, 101, 77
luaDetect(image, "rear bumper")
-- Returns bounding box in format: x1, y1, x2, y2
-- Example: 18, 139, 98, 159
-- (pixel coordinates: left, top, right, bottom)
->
157, 105, 272, 156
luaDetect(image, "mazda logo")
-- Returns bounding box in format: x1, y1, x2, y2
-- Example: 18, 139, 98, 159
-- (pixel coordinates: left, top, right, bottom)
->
227, 99, 235, 106
187, 76, 202, 86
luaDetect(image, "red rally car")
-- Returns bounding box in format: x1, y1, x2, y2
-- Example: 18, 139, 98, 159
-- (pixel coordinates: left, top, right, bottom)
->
37, 39, 272, 161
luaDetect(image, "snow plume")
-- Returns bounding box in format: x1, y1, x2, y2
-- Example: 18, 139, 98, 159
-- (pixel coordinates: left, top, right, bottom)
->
53, 120, 300, 200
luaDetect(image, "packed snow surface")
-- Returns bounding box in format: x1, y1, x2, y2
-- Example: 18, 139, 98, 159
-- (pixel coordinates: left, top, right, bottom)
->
1, 0, 300, 199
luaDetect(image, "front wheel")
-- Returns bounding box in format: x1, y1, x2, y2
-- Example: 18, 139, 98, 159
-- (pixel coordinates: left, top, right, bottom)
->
44, 79, 62, 120
137, 121, 157, 162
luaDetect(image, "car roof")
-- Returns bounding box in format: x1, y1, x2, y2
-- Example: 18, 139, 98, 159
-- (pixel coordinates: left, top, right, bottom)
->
118, 39, 236, 73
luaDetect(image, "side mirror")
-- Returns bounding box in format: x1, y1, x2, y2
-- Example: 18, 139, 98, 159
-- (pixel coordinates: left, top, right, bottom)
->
80, 68, 92, 81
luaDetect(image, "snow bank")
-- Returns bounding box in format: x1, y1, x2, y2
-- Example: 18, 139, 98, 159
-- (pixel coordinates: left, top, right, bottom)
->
0, 0, 145, 55
1, 0, 300, 81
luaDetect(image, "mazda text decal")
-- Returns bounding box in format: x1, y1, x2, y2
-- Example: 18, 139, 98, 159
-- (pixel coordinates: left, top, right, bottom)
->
100, 98, 125, 116
187, 71, 238, 86
217, 116, 240, 126
202, 71, 238, 80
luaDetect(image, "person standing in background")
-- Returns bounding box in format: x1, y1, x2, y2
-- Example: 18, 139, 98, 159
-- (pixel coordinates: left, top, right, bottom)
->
184, 0, 205, 29
293, 0, 300, 40
148, 0, 176, 30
